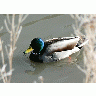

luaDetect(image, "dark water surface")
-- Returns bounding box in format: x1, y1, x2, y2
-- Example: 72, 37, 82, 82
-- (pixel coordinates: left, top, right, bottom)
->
0, 14, 85, 83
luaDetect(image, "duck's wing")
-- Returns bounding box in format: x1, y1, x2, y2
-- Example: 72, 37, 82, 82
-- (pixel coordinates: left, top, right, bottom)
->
52, 36, 88, 61
44, 36, 80, 55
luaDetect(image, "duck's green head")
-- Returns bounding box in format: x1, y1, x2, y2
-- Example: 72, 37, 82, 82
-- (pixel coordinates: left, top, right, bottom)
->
23, 38, 44, 54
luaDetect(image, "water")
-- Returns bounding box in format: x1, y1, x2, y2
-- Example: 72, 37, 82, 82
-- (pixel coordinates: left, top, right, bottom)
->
0, 14, 85, 83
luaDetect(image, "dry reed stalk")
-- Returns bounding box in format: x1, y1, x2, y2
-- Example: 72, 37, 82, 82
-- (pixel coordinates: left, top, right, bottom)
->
71, 14, 96, 83
0, 14, 28, 83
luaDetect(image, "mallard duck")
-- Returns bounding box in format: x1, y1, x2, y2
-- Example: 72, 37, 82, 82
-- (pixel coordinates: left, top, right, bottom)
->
23, 36, 88, 63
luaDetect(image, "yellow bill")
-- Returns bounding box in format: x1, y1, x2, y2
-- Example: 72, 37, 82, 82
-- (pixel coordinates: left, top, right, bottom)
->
23, 46, 34, 54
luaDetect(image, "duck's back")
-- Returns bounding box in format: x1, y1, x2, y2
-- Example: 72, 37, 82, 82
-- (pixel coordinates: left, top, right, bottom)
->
43, 36, 80, 55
